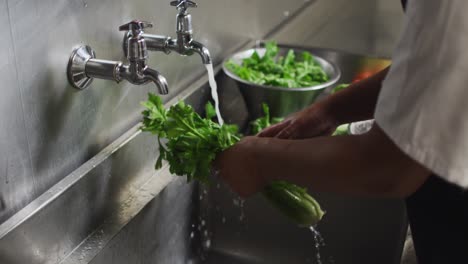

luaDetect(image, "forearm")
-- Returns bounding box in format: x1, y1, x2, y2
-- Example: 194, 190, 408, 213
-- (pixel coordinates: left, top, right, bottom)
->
254, 125, 429, 198
321, 67, 390, 125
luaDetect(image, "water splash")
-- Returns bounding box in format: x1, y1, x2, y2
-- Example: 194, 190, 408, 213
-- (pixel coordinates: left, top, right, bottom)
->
232, 198, 246, 222
310, 226, 326, 264
205, 64, 224, 125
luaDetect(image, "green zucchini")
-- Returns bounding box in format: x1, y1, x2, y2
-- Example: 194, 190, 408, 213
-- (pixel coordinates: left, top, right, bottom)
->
262, 180, 325, 227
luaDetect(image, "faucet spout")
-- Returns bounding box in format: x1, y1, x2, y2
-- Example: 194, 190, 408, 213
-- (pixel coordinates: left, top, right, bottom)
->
137, 1, 212, 65
143, 67, 169, 95
189, 41, 212, 65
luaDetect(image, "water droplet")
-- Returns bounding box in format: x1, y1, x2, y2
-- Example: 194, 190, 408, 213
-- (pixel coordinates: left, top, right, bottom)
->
283, 10, 290, 17
222, 217, 226, 223
204, 239, 211, 248
190, 232, 194, 239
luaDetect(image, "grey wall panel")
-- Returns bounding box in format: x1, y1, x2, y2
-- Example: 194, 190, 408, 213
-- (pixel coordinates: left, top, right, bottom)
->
0, 0, 307, 223
273, 0, 404, 58
0, 0, 36, 223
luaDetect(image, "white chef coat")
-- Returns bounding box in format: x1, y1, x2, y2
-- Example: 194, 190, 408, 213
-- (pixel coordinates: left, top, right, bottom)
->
375, 0, 468, 188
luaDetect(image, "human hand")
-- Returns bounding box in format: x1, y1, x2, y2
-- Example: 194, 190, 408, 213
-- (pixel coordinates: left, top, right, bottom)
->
258, 103, 338, 139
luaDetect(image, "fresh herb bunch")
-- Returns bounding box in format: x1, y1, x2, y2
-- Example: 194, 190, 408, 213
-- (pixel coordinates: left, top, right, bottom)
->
225, 42, 329, 88
141, 93, 240, 183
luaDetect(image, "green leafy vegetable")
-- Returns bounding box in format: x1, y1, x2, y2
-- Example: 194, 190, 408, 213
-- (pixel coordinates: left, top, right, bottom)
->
331, 83, 350, 94
142, 94, 325, 227
225, 42, 329, 88
141, 94, 240, 183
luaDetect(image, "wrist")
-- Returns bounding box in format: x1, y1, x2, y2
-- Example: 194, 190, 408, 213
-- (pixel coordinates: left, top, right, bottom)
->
251, 137, 281, 185
310, 99, 341, 128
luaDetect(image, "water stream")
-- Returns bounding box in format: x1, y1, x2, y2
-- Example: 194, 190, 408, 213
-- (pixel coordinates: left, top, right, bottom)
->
310, 226, 326, 264
205, 64, 224, 125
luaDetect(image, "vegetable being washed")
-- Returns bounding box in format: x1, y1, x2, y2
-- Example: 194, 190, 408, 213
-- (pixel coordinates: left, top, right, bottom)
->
141, 94, 325, 227
263, 181, 325, 226
225, 42, 329, 88
141, 93, 240, 183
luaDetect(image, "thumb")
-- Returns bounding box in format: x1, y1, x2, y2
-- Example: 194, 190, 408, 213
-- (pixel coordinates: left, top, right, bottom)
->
258, 120, 291, 137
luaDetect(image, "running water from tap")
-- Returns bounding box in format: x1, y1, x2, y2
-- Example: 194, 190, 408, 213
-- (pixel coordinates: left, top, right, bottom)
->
205, 64, 224, 125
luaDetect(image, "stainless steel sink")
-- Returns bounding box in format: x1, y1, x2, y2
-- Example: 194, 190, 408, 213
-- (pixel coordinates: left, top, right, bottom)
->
87, 47, 405, 264
85, 177, 405, 264
0, 46, 406, 264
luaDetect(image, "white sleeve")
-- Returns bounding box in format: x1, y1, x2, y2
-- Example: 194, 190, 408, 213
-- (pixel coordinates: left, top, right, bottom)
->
375, 0, 468, 188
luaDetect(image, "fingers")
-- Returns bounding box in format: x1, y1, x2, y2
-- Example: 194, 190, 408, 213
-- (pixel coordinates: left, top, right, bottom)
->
276, 123, 298, 139
258, 120, 291, 137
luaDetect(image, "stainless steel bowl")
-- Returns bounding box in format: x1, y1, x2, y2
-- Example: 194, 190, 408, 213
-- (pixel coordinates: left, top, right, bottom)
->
223, 47, 341, 119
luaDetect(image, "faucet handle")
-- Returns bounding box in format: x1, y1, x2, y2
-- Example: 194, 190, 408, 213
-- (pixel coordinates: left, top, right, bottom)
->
120, 20, 153, 62
119, 20, 153, 35
170, 0, 197, 12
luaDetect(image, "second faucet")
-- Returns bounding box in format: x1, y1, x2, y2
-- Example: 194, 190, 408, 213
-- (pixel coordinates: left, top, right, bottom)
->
124, 0, 212, 65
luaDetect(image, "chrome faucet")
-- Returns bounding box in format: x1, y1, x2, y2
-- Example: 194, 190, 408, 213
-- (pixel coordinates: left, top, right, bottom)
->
127, 0, 212, 65
67, 20, 169, 94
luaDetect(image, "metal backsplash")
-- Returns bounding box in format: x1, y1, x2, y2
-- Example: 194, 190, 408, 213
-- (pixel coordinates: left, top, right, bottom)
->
273, 0, 404, 58
0, 0, 309, 223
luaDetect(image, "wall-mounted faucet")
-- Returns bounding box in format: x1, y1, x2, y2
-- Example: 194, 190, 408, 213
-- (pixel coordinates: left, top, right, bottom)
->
126, 0, 212, 65
67, 20, 169, 94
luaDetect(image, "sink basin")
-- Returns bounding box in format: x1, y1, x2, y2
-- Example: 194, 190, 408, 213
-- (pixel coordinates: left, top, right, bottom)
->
86, 177, 405, 264
0, 45, 403, 264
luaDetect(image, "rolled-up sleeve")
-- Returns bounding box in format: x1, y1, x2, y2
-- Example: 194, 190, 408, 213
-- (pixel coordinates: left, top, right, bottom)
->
375, 0, 468, 188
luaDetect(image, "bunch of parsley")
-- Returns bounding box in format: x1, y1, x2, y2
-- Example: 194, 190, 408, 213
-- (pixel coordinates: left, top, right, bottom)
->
225, 42, 329, 88
141, 93, 240, 183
